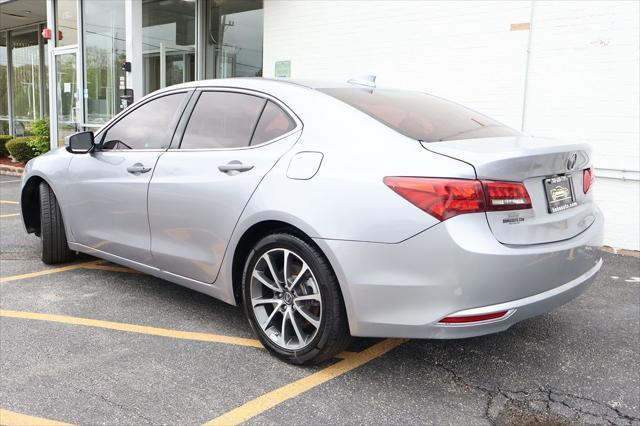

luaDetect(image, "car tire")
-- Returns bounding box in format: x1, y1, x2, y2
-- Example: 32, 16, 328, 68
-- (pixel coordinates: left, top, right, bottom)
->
242, 232, 350, 365
39, 181, 75, 264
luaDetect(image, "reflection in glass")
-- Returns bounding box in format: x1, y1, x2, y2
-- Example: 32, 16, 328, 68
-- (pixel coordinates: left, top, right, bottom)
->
55, 0, 78, 46
205, 0, 263, 79
56, 52, 79, 146
11, 29, 41, 136
83, 0, 126, 124
0, 33, 8, 134
142, 0, 196, 95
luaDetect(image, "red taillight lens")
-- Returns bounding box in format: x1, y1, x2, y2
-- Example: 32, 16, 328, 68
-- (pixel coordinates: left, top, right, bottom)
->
384, 177, 532, 221
439, 310, 509, 324
483, 180, 532, 211
383, 177, 485, 221
583, 168, 594, 193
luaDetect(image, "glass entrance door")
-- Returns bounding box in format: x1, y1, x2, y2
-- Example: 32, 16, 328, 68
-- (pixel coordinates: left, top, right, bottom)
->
141, 0, 196, 96
205, 0, 263, 79
54, 51, 79, 146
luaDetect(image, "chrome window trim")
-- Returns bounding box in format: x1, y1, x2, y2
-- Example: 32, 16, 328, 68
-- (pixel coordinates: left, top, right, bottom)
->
167, 128, 302, 152
93, 149, 167, 153
172, 86, 303, 152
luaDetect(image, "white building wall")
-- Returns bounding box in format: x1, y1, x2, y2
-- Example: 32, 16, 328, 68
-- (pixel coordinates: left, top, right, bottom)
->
264, 0, 640, 250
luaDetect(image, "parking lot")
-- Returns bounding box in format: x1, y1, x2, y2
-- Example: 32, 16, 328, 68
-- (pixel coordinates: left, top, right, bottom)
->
1, 174, 639, 425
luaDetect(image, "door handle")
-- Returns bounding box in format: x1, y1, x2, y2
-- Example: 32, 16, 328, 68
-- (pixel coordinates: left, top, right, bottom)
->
218, 160, 254, 174
127, 163, 152, 175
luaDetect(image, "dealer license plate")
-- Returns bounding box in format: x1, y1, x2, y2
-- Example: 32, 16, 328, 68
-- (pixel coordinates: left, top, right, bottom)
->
544, 175, 577, 213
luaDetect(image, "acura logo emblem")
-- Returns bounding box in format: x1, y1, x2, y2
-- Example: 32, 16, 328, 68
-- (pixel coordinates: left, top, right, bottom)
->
566, 153, 577, 171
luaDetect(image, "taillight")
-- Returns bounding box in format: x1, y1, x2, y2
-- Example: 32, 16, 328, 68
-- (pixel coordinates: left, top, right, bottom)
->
583, 168, 594, 193
483, 181, 532, 211
384, 177, 532, 221
383, 177, 485, 221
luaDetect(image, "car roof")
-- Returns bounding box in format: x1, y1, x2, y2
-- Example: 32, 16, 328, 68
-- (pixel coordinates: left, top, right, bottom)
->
158, 77, 357, 93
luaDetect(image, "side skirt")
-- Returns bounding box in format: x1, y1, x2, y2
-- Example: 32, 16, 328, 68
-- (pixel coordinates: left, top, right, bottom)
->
68, 242, 237, 306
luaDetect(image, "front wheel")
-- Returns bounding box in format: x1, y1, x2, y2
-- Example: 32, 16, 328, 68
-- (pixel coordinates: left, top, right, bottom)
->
242, 233, 350, 365
39, 182, 75, 264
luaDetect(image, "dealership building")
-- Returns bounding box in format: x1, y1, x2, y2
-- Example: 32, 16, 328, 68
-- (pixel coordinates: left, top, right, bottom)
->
0, 0, 638, 250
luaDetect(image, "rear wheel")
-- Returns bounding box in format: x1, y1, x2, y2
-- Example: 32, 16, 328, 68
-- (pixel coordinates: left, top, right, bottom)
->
242, 233, 350, 365
39, 182, 75, 264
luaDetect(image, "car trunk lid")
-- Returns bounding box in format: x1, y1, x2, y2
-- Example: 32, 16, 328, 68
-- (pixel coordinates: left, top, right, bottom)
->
423, 136, 598, 245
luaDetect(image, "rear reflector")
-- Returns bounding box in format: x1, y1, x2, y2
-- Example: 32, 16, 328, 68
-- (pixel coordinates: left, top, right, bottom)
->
483, 180, 532, 211
384, 177, 531, 221
583, 168, 594, 193
439, 311, 509, 324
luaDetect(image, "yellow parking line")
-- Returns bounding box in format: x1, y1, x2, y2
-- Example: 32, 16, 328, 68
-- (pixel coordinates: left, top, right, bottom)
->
203, 338, 407, 425
336, 350, 357, 359
0, 310, 264, 349
0, 261, 103, 284
0, 213, 20, 218
0, 200, 19, 204
0, 409, 72, 426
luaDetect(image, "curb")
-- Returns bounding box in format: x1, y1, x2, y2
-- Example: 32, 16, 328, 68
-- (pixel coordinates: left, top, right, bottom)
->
601, 246, 640, 258
0, 164, 24, 177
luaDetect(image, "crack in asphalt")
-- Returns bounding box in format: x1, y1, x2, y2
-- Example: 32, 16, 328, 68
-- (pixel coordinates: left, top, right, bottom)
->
69, 385, 155, 424
435, 363, 639, 425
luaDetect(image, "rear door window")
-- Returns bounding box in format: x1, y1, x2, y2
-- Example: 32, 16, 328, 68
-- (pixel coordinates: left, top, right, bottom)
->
180, 91, 266, 149
319, 88, 520, 142
250, 101, 296, 145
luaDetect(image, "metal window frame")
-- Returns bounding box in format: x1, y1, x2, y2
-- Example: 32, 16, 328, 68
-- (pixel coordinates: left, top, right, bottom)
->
4, 23, 49, 137
6, 31, 14, 136
47, 0, 83, 149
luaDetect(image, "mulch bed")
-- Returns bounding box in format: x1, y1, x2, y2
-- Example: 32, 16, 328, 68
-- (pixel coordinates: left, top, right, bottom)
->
0, 157, 25, 168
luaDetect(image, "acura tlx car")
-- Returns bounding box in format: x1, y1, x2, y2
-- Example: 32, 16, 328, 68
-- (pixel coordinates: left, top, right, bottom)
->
19, 77, 603, 364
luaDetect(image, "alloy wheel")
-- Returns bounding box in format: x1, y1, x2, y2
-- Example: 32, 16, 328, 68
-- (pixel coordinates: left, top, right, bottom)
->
250, 248, 322, 350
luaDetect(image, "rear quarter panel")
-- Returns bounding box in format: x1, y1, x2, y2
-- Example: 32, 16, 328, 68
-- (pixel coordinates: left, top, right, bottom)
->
236, 87, 477, 243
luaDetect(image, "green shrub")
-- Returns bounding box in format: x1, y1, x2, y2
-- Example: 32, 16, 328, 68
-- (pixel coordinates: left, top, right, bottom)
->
6, 137, 37, 163
28, 118, 51, 155
0, 135, 13, 157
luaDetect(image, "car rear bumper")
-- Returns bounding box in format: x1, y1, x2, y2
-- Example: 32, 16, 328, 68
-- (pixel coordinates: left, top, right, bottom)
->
315, 208, 604, 339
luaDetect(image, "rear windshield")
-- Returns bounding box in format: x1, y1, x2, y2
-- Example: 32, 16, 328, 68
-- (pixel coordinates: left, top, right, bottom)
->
319, 88, 520, 142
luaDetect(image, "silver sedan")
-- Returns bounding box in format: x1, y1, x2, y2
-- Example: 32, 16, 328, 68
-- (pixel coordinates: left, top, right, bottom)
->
20, 78, 603, 364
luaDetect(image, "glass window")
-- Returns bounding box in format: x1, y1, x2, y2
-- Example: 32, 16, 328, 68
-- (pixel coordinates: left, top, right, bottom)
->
101, 92, 186, 150
251, 101, 295, 145
142, 0, 196, 95
319, 88, 521, 142
0, 33, 8, 134
55, 52, 79, 146
205, 0, 263, 78
83, 0, 126, 125
55, 0, 78, 46
11, 29, 41, 136
181, 91, 265, 149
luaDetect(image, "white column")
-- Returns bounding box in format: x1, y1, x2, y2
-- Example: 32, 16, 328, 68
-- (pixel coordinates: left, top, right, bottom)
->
125, 0, 143, 101
46, 0, 56, 149
196, 0, 205, 80
159, 43, 166, 89
76, 0, 84, 131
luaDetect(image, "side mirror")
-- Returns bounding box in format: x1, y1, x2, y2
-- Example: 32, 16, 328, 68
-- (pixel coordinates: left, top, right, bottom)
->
67, 131, 95, 154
